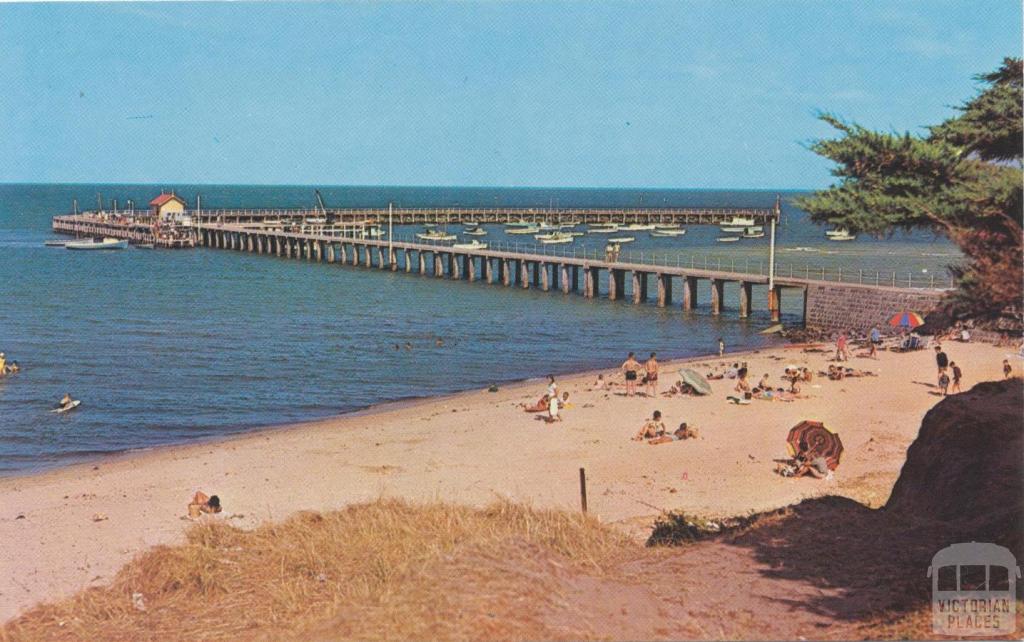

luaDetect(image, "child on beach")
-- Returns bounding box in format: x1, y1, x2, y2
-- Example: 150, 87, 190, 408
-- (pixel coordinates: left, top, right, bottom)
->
951, 362, 962, 393
590, 374, 607, 391
938, 371, 950, 396
718, 338, 725, 357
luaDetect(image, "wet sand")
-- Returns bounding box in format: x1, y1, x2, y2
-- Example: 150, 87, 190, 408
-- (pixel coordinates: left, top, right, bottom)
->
0, 340, 1013, 622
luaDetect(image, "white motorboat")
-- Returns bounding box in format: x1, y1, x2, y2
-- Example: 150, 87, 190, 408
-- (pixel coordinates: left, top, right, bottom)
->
588, 225, 620, 234
741, 227, 765, 239
452, 240, 488, 250
66, 237, 128, 250
464, 228, 487, 236
717, 236, 740, 243
654, 224, 681, 230
825, 228, 850, 238
504, 219, 534, 228
828, 232, 856, 241
650, 229, 687, 238
506, 226, 540, 235
623, 223, 656, 231
416, 230, 457, 241
720, 226, 746, 233
608, 236, 635, 243
537, 232, 575, 244
719, 216, 756, 228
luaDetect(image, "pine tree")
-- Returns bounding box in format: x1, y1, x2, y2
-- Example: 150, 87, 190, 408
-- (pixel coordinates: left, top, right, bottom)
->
796, 58, 1022, 324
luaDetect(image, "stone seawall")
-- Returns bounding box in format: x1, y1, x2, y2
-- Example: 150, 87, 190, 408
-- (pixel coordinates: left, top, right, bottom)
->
804, 282, 945, 332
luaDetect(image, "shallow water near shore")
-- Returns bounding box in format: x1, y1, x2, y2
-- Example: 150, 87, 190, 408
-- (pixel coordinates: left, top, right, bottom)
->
0, 184, 958, 474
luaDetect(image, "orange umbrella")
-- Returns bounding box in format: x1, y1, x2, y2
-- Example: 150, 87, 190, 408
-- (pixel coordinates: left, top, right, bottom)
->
786, 420, 844, 470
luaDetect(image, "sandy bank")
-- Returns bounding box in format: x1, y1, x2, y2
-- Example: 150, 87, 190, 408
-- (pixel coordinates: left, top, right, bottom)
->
0, 340, 1014, 622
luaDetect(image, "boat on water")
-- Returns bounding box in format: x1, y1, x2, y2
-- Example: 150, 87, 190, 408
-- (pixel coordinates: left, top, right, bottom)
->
506, 226, 540, 235
719, 216, 756, 228
452, 240, 488, 250
558, 221, 581, 228
44, 240, 67, 247
720, 226, 746, 233
741, 227, 765, 239
828, 232, 856, 241
416, 231, 457, 241
825, 228, 851, 238
65, 237, 128, 250
538, 232, 575, 245
588, 225, 620, 234
623, 223, 656, 231
608, 236, 635, 243
717, 236, 740, 243
654, 224, 681, 230
464, 228, 487, 236
504, 220, 534, 228
650, 230, 687, 238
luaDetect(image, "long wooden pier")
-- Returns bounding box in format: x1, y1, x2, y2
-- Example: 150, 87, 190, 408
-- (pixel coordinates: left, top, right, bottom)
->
198, 223, 797, 322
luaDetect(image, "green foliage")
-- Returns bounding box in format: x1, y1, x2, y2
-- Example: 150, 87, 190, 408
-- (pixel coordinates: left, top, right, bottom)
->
796, 58, 1023, 322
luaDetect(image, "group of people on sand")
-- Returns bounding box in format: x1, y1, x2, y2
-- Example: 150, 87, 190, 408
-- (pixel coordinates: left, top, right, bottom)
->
631, 410, 698, 445
520, 375, 572, 423
777, 443, 833, 480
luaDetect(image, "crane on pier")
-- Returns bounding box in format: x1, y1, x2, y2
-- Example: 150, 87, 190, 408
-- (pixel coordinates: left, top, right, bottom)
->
314, 190, 336, 224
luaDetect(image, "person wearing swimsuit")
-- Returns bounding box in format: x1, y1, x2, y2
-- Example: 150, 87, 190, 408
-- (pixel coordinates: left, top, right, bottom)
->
644, 352, 659, 398
621, 352, 641, 397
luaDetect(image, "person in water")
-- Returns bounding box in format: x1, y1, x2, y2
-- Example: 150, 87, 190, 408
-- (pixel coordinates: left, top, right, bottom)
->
644, 353, 659, 398
57, 393, 76, 410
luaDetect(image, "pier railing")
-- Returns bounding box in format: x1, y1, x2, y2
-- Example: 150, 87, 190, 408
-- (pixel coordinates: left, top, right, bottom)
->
382, 232, 956, 289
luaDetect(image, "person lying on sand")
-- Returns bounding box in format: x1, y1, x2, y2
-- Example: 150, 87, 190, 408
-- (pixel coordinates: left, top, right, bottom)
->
647, 422, 699, 444
631, 410, 666, 441
794, 455, 832, 480
187, 491, 222, 519
521, 394, 550, 413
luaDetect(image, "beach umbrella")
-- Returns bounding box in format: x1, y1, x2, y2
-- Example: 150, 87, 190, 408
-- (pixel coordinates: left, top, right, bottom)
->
786, 420, 844, 470
678, 368, 712, 395
889, 311, 925, 329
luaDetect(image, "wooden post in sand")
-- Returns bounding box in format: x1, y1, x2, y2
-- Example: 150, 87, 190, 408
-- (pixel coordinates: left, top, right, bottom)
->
579, 467, 588, 513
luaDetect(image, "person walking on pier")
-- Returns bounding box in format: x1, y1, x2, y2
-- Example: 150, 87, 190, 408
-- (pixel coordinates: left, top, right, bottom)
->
621, 352, 641, 397
644, 353, 659, 398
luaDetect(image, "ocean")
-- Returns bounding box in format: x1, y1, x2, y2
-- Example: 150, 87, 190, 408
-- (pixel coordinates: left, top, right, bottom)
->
0, 184, 959, 475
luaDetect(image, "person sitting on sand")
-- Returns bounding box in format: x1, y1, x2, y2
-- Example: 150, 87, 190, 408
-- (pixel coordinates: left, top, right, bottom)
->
590, 374, 607, 391
753, 373, 771, 392
734, 368, 750, 394
794, 454, 831, 480
725, 363, 739, 379
647, 422, 699, 444
631, 410, 666, 441
187, 491, 222, 519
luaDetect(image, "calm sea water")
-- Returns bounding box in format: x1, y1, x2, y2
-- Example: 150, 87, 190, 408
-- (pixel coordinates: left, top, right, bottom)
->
0, 184, 958, 475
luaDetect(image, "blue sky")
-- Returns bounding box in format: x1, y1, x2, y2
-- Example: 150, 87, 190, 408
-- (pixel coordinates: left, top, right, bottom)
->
0, 1, 1019, 188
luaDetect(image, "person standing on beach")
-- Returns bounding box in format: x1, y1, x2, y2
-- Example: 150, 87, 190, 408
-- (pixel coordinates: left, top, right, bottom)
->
644, 353, 659, 397
835, 332, 848, 362
621, 352, 641, 397
951, 362, 962, 393
718, 338, 725, 357
546, 375, 557, 399
1003, 359, 1012, 379
935, 346, 949, 384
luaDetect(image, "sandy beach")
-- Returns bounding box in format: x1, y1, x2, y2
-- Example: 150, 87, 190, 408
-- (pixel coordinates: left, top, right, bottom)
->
0, 339, 1014, 622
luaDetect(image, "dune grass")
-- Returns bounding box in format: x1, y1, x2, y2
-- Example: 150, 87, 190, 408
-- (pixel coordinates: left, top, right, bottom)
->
1, 499, 633, 641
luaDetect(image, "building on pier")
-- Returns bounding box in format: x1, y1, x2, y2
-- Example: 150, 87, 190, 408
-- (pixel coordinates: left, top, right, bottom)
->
150, 193, 188, 221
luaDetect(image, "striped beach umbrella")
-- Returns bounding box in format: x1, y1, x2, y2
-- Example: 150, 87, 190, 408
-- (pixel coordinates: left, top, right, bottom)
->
889, 310, 925, 329
786, 420, 844, 470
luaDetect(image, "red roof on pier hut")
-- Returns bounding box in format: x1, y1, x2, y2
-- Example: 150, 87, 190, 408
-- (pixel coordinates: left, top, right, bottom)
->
149, 193, 185, 207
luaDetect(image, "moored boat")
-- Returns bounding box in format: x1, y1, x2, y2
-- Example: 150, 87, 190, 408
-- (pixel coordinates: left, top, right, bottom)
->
506, 226, 540, 235
650, 229, 686, 238
717, 236, 740, 243
538, 232, 574, 245
65, 237, 128, 250
464, 228, 487, 236
741, 227, 765, 239
452, 240, 488, 250
828, 232, 856, 241
623, 223, 655, 231
719, 216, 756, 228
587, 225, 620, 234
415, 230, 457, 241
44, 240, 67, 247
607, 236, 635, 243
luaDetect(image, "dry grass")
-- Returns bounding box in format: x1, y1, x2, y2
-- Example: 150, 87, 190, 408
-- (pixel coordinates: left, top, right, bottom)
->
1, 499, 633, 642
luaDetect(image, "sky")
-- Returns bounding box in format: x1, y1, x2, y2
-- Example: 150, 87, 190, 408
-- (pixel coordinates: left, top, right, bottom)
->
0, 1, 1020, 189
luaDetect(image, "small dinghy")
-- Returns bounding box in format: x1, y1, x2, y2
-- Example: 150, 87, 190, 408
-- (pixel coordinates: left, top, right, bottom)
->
452, 240, 488, 250
717, 236, 740, 243
44, 240, 68, 247
52, 400, 81, 414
